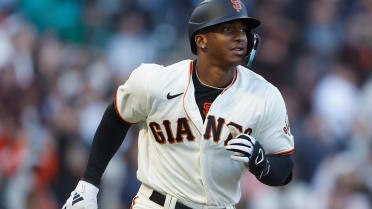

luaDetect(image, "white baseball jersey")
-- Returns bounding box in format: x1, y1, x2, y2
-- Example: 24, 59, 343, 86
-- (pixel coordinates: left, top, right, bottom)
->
115, 59, 294, 207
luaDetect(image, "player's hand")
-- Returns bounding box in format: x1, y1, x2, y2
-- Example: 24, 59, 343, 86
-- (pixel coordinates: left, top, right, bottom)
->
62, 180, 99, 209
226, 125, 270, 179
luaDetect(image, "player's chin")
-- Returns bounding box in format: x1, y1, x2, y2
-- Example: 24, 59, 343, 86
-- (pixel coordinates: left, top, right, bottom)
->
227, 49, 246, 63
227, 54, 245, 66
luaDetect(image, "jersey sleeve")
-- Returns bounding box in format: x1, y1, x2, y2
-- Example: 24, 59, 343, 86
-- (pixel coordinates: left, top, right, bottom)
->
115, 64, 156, 123
256, 87, 294, 155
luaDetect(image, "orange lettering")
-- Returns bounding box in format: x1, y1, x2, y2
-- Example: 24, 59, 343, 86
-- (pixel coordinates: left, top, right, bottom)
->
230, 0, 242, 12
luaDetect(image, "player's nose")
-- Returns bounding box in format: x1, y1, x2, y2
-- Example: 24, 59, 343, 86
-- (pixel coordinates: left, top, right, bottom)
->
232, 31, 247, 42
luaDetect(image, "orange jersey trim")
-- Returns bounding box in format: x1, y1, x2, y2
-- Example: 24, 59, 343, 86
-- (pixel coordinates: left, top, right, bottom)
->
266, 148, 295, 156
182, 60, 202, 136
114, 89, 137, 124
130, 196, 139, 209
221, 68, 238, 94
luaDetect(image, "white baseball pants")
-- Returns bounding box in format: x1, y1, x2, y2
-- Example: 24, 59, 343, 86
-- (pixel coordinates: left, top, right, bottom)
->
130, 184, 235, 209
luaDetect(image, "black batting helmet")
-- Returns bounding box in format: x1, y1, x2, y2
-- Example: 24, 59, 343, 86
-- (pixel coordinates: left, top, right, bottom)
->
188, 0, 261, 67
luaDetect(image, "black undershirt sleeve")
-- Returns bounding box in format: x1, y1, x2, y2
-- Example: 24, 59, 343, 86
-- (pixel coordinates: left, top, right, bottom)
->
257, 154, 294, 186
82, 101, 131, 187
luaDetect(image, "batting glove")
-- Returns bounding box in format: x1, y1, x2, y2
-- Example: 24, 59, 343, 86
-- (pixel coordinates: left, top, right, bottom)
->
62, 180, 99, 209
226, 125, 270, 179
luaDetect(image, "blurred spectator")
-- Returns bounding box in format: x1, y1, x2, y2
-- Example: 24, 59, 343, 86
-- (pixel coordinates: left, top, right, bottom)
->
106, 11, 155, 79
19, 0, 85, 42
355, 77, 372, 141
247, 180, 317, 209
344, 0, 372, 73
311, 151, 371, 209
253, 0, 299, 86
305, 0, 344, 62
312, 63, 361, 151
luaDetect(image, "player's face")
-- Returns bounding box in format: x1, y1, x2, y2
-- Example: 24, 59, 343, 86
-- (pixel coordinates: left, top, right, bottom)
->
204, 20, 248, 66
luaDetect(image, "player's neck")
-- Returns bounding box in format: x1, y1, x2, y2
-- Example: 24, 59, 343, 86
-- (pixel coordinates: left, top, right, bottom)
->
195, 58, 236, 88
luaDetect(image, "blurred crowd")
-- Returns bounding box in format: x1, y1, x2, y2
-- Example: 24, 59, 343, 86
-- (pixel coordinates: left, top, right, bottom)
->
0, 0, 371, 209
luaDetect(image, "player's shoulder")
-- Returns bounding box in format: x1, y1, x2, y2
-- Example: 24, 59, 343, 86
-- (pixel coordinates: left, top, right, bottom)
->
236, 66, 285, 107
164, 59, 192, 70
128, 60, 191, 90
133, 59, 191, 74
133, 62, 165, 74
237, 65, 277, 92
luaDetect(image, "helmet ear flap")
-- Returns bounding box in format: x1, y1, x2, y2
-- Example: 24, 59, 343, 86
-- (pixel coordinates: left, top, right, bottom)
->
244, 33, 261, 68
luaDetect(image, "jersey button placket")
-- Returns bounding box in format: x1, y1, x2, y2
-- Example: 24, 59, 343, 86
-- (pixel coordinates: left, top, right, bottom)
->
198, 139, 209, 204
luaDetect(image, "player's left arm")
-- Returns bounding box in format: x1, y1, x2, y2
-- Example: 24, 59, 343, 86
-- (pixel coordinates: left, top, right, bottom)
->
261, 154, 293, 186
226, 87, 294, 186
226, 126, 293, 186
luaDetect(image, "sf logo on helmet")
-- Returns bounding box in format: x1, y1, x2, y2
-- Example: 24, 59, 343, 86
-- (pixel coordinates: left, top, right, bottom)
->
230, 0, 242, 12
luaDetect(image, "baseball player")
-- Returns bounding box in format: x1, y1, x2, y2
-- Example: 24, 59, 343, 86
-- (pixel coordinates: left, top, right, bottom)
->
62, 0, 294, 209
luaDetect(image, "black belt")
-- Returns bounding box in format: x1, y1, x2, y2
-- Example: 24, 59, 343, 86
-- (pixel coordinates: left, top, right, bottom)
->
149, 190, 192, 209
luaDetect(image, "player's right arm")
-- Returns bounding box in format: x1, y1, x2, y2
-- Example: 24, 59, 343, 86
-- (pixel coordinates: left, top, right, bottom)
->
62, 101, 132, 209
62, 64, 154, 209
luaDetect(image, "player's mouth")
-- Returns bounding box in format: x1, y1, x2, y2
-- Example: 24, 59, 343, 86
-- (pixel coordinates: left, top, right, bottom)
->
230, 46, 246, 56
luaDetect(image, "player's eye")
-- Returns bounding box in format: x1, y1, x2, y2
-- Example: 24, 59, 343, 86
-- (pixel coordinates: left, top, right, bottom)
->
222, 26, 233, 33
221, 26, 247, 34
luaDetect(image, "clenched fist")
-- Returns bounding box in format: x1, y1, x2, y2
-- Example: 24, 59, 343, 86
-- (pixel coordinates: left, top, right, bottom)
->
225, 125, 270, 179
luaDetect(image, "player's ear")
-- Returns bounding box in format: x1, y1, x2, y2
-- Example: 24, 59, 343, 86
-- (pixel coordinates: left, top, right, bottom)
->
195, 34, 207, 52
